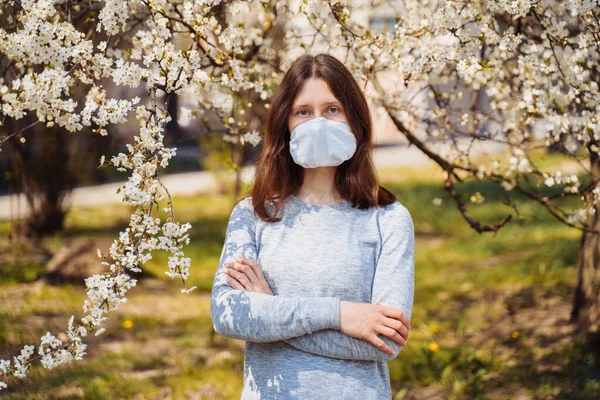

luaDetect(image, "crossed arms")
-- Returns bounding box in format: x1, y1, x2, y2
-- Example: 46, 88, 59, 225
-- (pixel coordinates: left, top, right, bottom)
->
210, 198, 415, 362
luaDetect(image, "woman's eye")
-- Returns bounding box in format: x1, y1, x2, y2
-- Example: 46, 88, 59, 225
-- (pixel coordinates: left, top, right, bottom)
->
328, 107, 339, 113
297, 110, 309, 116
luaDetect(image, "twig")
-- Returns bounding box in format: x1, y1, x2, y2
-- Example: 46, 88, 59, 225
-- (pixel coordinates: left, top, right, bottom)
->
0, 120, 41, 148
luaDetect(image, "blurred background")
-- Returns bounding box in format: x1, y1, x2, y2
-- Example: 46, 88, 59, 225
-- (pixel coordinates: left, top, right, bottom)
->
0, 131, 592, 399
1, 0, 598, 399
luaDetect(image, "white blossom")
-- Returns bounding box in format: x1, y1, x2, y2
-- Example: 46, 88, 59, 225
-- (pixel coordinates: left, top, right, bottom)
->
1, 0, 598, 391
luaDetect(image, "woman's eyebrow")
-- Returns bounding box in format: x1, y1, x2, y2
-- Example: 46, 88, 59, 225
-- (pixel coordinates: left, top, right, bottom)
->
292, 100, 342, 110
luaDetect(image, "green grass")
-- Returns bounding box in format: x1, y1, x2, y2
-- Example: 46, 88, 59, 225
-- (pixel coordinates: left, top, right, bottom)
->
0, 161, 598, 399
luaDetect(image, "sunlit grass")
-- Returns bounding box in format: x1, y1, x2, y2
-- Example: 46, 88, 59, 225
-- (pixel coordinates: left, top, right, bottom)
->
0, 157, 597, 399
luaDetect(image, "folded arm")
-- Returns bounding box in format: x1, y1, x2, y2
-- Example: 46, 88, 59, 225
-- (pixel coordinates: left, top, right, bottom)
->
282, 203, 415, 361
210, 198, 341, 343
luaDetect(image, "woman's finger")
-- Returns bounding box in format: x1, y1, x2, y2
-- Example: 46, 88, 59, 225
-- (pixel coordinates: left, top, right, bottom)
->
238, 257, 266, 279
369, 334, 395, 356
225, 276, 245, 290
382, 317, 409, 341
376, 325, 406, 347
229, 260, 259, 282
381, 306, 410, 330
226, 267, 253, 288
223, 267, 246, 287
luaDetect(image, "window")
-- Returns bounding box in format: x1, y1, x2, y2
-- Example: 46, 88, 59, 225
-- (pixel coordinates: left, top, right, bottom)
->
369, 16, 397, 35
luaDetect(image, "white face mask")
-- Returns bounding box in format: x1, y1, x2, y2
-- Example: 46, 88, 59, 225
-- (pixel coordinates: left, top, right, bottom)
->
289, 117, 357, 168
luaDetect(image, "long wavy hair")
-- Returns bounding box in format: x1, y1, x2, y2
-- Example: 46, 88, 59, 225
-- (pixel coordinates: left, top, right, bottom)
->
245, 53, 397, 222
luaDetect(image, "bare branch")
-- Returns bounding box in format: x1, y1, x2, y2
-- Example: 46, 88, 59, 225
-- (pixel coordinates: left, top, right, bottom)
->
0, 120, 41, 148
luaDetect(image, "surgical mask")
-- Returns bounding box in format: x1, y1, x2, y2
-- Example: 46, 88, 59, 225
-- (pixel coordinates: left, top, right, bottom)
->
289, 117, 357, 168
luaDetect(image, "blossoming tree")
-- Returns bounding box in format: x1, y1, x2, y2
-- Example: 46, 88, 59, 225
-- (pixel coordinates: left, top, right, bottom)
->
0, 0, 273, 389
329, 0, 600, 334
1, 0, 599, 391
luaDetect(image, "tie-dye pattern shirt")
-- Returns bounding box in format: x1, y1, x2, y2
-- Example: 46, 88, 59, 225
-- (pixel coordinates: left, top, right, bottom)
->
210, 194, 415, 399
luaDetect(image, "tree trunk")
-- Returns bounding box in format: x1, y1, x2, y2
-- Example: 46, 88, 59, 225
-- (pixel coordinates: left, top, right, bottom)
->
3, 120, 69, 238
4, 115, 112, 239
165, 93, 182, 148
571, 151, 600, 334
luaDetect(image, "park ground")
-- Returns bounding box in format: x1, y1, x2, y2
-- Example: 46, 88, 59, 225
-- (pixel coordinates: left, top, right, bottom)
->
1, 149, 599, 399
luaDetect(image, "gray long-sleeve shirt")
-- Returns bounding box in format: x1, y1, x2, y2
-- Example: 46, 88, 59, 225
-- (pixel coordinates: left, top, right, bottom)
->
210, 194, 415, 399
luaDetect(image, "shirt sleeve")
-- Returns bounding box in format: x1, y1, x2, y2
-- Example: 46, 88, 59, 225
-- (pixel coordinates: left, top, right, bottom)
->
282, 202, 415, 362
210, 198, 342, 343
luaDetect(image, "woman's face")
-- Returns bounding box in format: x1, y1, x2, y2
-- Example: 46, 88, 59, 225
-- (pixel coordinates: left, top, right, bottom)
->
287, 77, 350, 133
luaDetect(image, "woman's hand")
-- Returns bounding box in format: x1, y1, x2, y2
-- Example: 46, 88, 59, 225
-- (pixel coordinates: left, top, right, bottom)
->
339, 301, 410, 355
222, 256, 274, 296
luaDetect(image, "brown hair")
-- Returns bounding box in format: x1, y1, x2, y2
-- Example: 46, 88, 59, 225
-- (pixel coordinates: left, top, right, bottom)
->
245, 53, 396, 222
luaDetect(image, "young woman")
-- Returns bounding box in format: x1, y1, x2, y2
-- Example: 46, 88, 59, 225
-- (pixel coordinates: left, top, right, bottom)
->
210, 53, 415, 399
